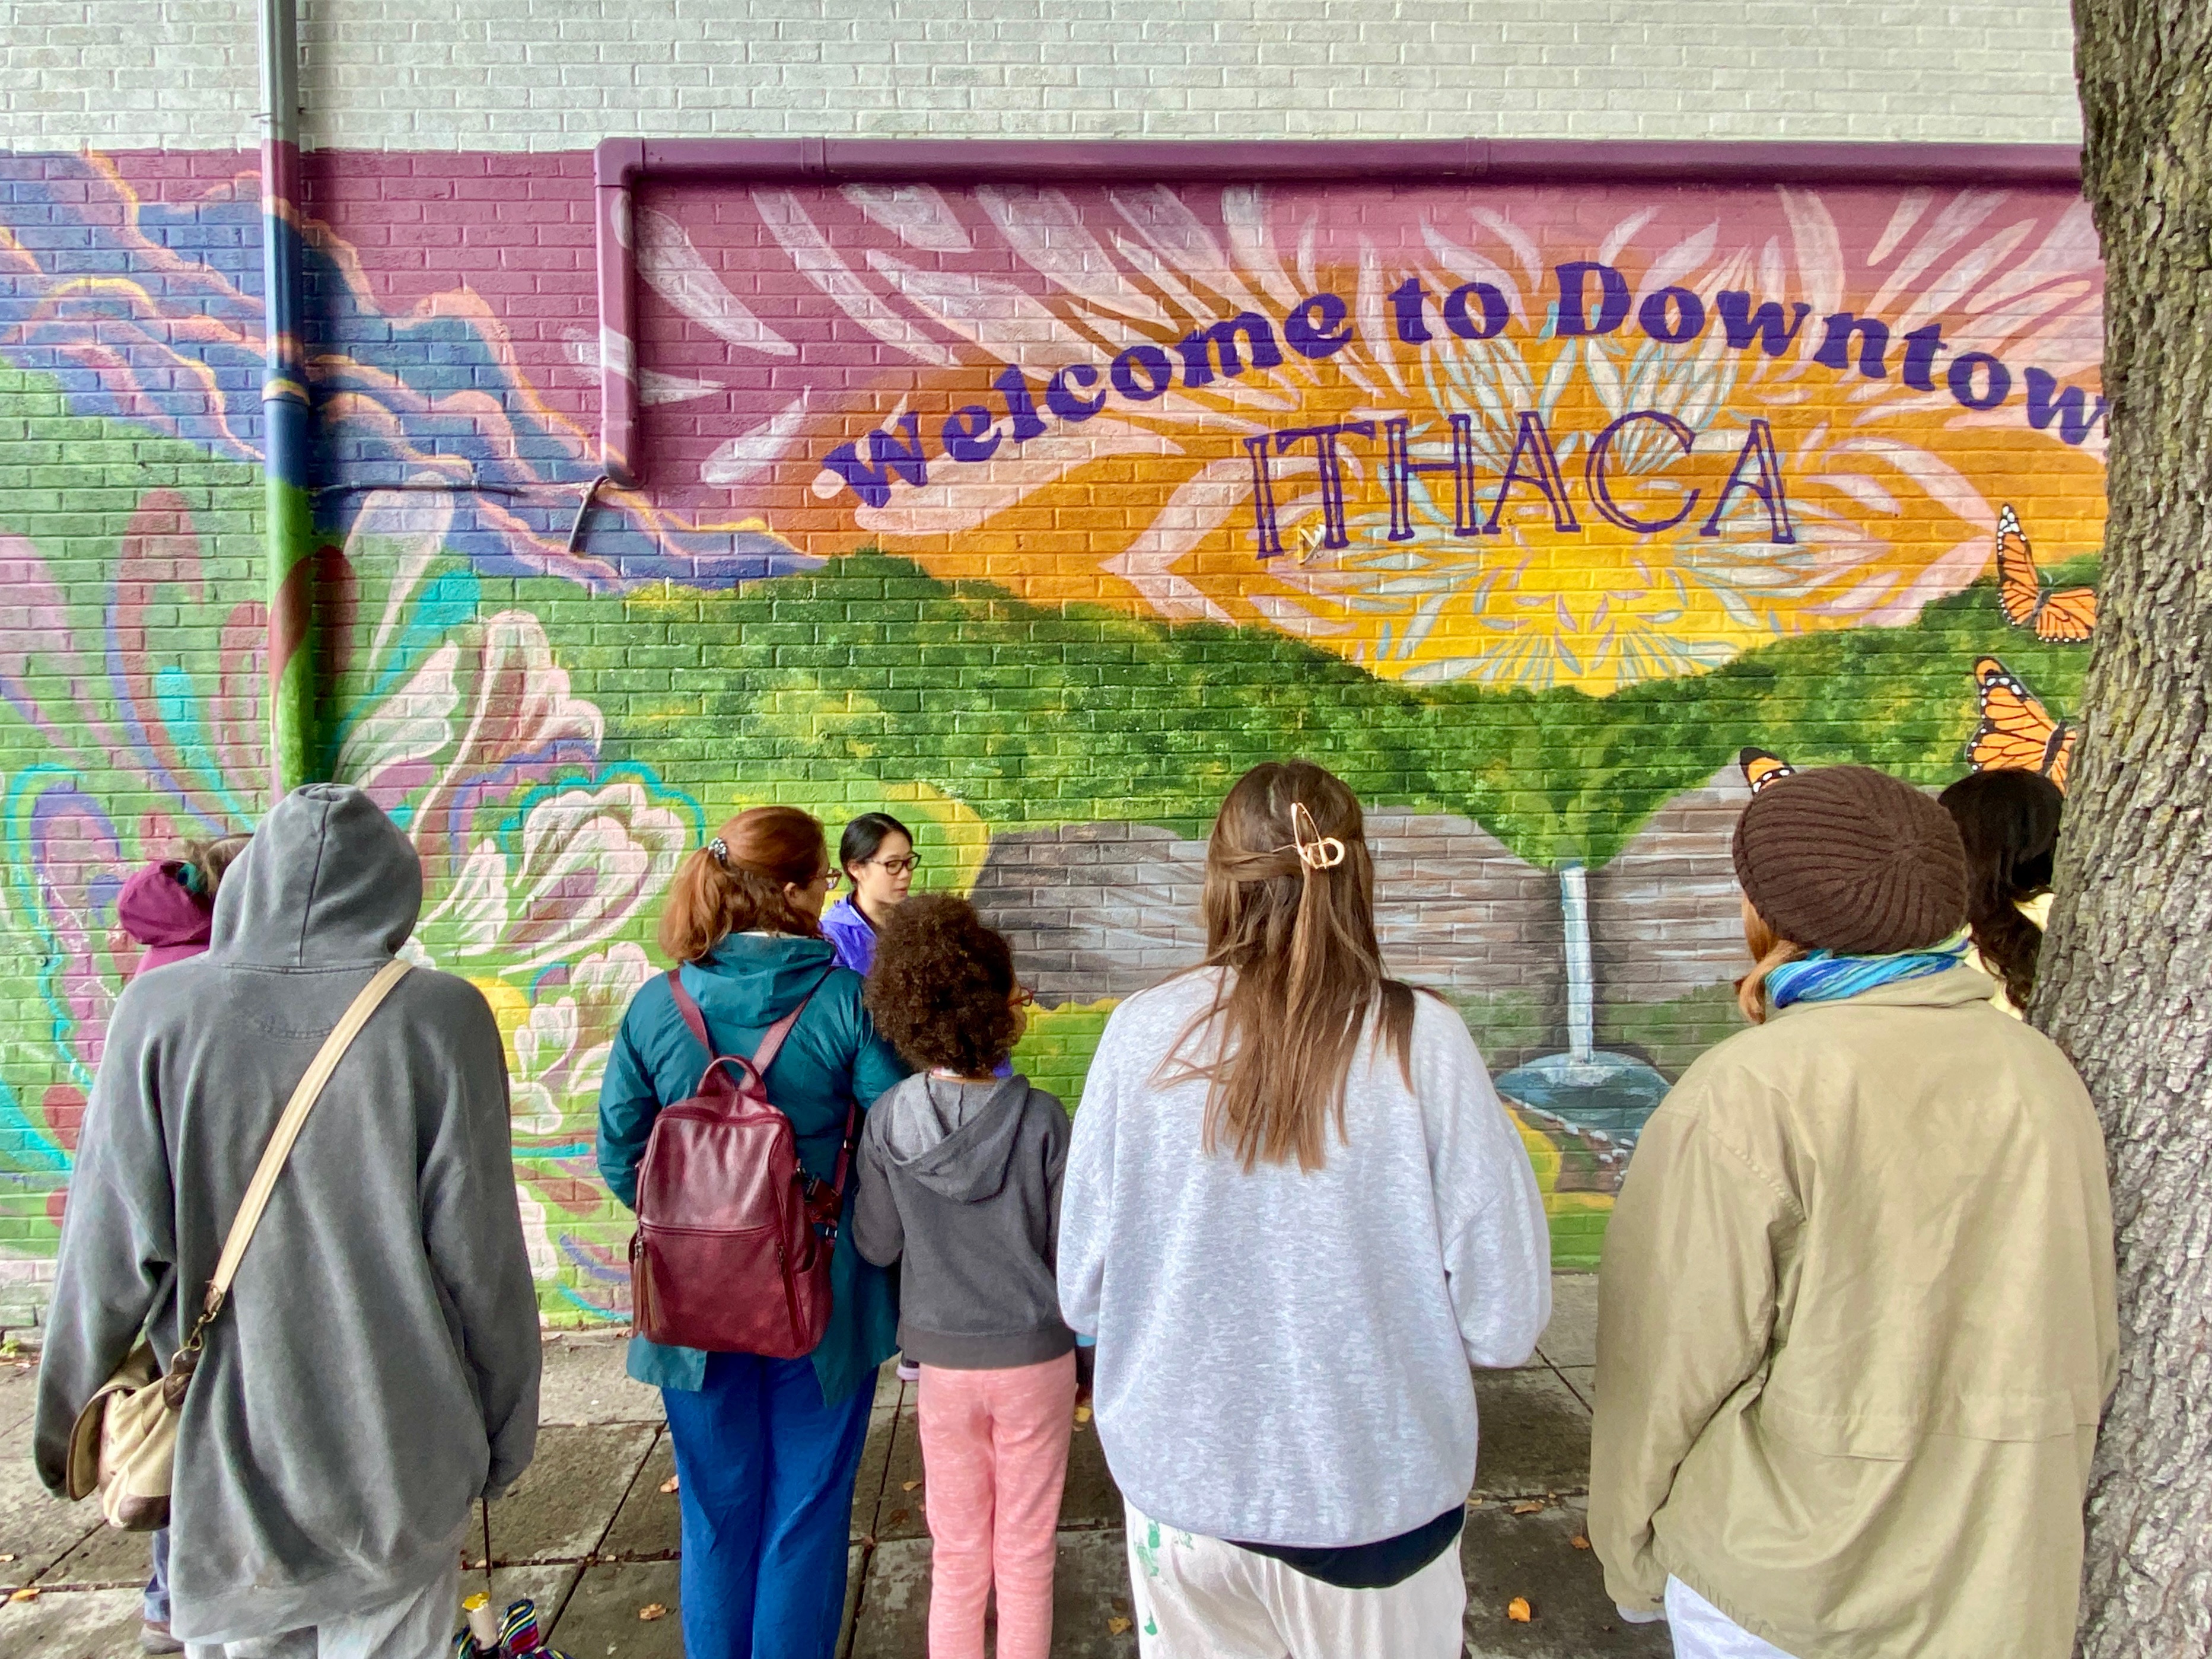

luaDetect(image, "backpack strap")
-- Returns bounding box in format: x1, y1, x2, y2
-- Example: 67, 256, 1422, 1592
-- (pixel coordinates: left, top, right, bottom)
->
665, 967, 715, 1056
748, 967, 832, 1075
667, 964, 838, 1095
667, 964, 857, 1233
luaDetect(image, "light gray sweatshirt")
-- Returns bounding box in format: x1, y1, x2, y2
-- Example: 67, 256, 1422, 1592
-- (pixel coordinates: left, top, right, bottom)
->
34, 784, 542, 1644
1058, 969, 1551, 1549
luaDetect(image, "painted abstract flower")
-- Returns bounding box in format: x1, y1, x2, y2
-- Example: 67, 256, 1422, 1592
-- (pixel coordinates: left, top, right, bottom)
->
0, 485, 693, 1316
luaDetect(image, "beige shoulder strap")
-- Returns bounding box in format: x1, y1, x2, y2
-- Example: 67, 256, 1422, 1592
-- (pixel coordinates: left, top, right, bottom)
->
200, 958, 412, 1320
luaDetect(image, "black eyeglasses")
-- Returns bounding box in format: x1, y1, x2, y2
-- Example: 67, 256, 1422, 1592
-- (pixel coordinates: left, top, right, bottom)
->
864, 855, 921, 876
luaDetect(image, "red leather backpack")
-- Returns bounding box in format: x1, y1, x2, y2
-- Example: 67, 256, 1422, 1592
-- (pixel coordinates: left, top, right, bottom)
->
628, 969, 855, 1357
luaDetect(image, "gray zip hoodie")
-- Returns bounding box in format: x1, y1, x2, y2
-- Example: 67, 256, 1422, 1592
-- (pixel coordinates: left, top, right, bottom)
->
33, 784, 542, 1645
851, 1073, 1074, 1369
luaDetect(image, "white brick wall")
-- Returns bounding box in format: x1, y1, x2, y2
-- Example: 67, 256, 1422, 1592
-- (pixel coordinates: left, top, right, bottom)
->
0, 0, 2082, 152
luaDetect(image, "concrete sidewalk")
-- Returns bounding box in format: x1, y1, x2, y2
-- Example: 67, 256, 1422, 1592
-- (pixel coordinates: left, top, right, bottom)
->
0, 1275, 1666, 1658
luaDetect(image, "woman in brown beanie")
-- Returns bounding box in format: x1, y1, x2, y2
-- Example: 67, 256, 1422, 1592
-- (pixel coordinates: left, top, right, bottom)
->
1589, 765, 2116, 1659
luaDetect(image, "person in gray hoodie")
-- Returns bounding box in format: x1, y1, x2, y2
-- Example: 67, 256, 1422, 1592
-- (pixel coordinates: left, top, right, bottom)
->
852, 895, 1072, 1659
34, 783, 542, 1659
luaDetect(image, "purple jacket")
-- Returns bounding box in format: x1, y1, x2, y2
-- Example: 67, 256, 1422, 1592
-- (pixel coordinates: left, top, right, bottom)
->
820, 896, 877, 975
116, 861, 214, 975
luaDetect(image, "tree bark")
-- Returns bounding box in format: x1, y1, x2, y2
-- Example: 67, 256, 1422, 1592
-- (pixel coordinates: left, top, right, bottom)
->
2044, 5, 2212, 1654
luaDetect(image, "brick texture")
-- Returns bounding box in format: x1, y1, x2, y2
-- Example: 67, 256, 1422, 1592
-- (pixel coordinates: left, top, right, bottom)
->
2, 0, 2083, 151
0, 17, 2109, 1313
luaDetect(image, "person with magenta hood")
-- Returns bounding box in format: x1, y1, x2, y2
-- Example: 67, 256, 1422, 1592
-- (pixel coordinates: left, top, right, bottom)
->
37, 785, 542, 1659
115, 835, 250, 976
104, 832, 249, 1654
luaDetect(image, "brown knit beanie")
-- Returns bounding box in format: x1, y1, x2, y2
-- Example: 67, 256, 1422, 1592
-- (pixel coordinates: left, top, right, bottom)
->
1732, 766, 1968, 954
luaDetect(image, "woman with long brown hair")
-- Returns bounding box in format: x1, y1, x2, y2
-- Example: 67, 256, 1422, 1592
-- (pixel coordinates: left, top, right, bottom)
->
1057, 760, 1550, 1658
598, 805, 907, 1659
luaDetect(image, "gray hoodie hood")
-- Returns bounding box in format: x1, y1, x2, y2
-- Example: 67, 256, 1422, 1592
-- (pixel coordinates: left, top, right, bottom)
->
210, 782, 422, 966
852, 1072, 1075, 1370
879, 1074, 1033, 1203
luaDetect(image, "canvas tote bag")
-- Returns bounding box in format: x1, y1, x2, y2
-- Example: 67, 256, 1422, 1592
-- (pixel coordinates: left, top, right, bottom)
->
65, 957, 412, 1530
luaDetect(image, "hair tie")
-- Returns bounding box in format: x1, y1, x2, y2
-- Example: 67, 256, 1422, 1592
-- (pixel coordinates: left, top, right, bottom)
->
706, 837, 730, 866
1280, 803, 1347, 872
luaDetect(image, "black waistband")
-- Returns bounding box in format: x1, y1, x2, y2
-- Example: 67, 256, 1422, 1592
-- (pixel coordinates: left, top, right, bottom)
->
1228, 1504, 1465, 1590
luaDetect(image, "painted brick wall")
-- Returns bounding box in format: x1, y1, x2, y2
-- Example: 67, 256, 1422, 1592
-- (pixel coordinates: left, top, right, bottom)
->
0, 143, 2109, 1323
4, 1, 2083, 151
0, 6, 2106, 1326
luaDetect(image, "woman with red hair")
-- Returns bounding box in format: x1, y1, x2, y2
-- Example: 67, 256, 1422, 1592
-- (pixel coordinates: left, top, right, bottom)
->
599, 805, 908, 1659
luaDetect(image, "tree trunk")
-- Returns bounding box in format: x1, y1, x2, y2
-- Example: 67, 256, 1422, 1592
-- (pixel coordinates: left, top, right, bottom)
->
2043, 5, 2212, 1654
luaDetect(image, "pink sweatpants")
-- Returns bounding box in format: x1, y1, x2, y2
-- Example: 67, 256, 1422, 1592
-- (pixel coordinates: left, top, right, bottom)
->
914, 1352, 1078, 1659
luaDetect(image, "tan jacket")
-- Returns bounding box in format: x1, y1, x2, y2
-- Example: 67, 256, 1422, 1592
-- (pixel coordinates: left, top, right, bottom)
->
1590, 967, 2116, 1659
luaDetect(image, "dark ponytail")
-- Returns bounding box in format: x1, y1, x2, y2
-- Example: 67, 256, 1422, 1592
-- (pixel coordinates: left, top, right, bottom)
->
1937, 769, 2063, 1009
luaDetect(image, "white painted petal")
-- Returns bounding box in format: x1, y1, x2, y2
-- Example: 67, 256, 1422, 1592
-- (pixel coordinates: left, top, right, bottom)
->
639, 371, 723, 407
754, 191, 960, 368
843, 183, 973, 253
864, 251, 1100, 370
636, 208, 797, 359
702, 396, 811, 486
978, 186, 1172, 327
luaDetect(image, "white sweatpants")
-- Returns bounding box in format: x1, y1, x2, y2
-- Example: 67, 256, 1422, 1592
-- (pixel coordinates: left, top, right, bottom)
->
181, 1556, 462, 1659
1123, 1501, 1465, 1659
1666, 1576, 1802, 1659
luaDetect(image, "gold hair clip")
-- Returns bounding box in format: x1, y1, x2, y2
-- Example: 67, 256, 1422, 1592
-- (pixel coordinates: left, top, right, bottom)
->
1281, 803, 1347, 871
706, 837, 729, 865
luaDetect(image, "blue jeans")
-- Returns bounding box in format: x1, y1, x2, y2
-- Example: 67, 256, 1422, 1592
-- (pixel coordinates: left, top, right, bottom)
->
661, 1354, 876, 1659
145, 1527, 170, 1623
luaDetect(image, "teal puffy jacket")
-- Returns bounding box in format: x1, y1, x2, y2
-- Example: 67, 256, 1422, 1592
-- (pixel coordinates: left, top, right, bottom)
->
598, 931, 909, 1404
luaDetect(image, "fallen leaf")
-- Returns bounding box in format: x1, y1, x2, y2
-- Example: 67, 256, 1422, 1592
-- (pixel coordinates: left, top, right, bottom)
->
1511, 1499, 1546, 1514
8, 1587, 37, 1603
659, 1475, 679, 1494
1074, 1404, 1093, 1425
902, 1479, 921, 1492
1107, 1616, 1132, 1635
1571, 1533, 1592, 1550
1507, 1596, 1533, 1623
637, 1603, 667, 1622
889, 1508, 910, 1528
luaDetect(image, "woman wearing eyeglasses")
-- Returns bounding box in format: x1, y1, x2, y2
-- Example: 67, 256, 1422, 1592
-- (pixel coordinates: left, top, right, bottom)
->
597, 805, 909, 1659
822, 812, 920, 976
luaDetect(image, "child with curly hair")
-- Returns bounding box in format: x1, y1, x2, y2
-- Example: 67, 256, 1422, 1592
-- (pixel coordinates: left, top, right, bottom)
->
852, 895, 1074, 1659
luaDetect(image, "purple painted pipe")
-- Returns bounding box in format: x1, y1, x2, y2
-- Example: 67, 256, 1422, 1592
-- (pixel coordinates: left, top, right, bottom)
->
590, 136, 2083, 488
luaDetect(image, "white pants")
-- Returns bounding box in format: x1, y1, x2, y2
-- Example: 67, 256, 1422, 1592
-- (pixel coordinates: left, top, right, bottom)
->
182, 1557, 462, 1659
1124, 1501, 1465, 1658
1666, 1576, 1802, 1659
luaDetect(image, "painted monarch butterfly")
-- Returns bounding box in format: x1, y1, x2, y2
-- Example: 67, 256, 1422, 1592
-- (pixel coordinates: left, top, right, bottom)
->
1994, 505, 2098, 643
1737, 747, 1796, 795
1967, 655, 2076, 792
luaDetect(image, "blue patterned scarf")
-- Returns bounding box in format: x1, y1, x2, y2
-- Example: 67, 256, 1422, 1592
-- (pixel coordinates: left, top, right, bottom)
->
1765, 932, 1971, 1010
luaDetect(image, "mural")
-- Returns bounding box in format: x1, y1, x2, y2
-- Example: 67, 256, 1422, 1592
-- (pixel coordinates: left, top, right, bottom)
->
0, 151, 2106, 1317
